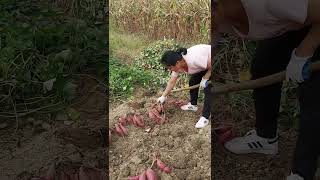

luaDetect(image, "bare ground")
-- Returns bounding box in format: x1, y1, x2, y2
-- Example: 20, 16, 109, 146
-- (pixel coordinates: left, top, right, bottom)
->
0, 75, 107, 180
108, 89, 211, 180
211, 95, 320, 180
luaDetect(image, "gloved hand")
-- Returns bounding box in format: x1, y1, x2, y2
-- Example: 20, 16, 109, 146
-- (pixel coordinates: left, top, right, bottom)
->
157, 96, 166, 104
286, 49, 312, 83
200, 78, 209, 89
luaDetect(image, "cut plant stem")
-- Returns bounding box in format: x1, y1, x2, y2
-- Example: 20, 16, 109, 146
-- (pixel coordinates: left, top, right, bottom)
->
149, 159, 156, 169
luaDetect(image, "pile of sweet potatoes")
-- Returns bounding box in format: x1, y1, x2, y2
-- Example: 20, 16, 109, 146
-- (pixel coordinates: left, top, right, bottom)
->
127, 153, 172, 180
109, 113, 146, 144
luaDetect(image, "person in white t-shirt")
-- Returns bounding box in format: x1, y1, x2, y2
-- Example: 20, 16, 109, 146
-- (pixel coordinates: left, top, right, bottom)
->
213, 0, 320, 179
156, 44, 212, 128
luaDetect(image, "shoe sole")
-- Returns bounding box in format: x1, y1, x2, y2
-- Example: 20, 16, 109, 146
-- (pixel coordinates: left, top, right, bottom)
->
195, 123, 209, 129
181, 108, 198, 112
227, 148, 278, 155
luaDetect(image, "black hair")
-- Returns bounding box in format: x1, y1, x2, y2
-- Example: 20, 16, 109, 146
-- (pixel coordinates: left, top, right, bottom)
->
160, 47, 187, 67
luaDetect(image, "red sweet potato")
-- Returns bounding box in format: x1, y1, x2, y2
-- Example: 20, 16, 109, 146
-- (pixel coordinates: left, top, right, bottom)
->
156, 159, 166, 170
214, 125, 232, 135
138, 171, 147, 180
145, 168, 158, 180
119, 115, 127, 125
135, 115, 145, 127
217, 129, 238, 144
156, 159, 171, 174
128, 176, 140, 180
133, 114, 140, 127
163, 166, 171, 173
115, 124, 124, 137
127, 114, 134, 124
118, 123, 128, 136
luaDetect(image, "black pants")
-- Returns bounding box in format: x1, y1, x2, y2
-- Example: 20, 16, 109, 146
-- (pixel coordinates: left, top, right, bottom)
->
251, 26, 320, 180
189, 71, 212, 119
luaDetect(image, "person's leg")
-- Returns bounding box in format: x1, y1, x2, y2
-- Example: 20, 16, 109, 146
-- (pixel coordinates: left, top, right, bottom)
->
202, 80, 213, 119
292, 51, 320, 180
189, 71, 207, 105
224, 27, 311, 154
252, 28, 310, 139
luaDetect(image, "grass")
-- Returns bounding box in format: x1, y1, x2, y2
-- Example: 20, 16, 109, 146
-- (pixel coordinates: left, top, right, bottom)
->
109, 20, 151, 64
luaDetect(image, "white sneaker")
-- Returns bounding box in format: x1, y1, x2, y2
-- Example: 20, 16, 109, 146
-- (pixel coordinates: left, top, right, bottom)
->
224, 129, 278, 155
181, 102, 198, 112
195, 116, 209, 128
287, 173, 303, 180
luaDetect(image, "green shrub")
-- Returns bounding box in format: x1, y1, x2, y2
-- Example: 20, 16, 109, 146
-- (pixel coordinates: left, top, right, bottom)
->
134, 39, 189, 88
109, 56, 154, 97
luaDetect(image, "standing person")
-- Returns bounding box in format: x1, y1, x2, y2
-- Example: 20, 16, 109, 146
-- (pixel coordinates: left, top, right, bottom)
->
157, 44, 212, 128
213, 0, 320, 179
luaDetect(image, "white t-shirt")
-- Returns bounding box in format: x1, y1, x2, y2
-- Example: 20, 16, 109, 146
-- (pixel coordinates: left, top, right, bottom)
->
171, 44, 211, 77
215, 0, 309, 41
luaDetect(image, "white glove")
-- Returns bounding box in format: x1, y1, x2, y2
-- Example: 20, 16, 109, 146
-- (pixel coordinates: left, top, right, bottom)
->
157, 96, 166, 104
286, 49, 312, 83
200, 78, 209, 89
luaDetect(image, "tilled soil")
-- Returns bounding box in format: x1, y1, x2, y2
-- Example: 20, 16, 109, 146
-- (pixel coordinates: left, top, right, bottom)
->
109, 95, 211, 180
0, 76, 107, 180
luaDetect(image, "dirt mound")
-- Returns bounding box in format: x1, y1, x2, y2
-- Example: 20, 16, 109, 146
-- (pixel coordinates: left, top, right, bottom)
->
109, 97, 211, 179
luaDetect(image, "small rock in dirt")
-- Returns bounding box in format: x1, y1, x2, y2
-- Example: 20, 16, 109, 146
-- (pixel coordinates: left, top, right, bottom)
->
130, 155, 142, 165
151, 128, 159, 136
145, 128, 151, 133
64, 120, 73, 125
0, 123, 8, 129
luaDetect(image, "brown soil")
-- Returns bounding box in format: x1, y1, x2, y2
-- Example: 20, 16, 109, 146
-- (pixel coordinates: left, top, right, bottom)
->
211, 95, 320, 180
0, 75, 106, 180
108, 90, 211, 180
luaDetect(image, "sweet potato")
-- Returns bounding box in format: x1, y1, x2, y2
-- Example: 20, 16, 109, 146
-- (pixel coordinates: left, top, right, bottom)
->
163, 166, 171, 173
133, 114, 140, 127
127, 114, 134, 124
145, 168, 158, 180
127, 176, 140, 180
135, 115, 145, 127
148, 110, 156, 119
115, 124, 124, 137
217, 129, 238, 144
118, 123, 128, 136
138, 171, 147, 180
156, 104, 163, 113
156, 159, 171, 174
214, 125, 232, 135
119, 115, 127, 125
156, 159, 166, 170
